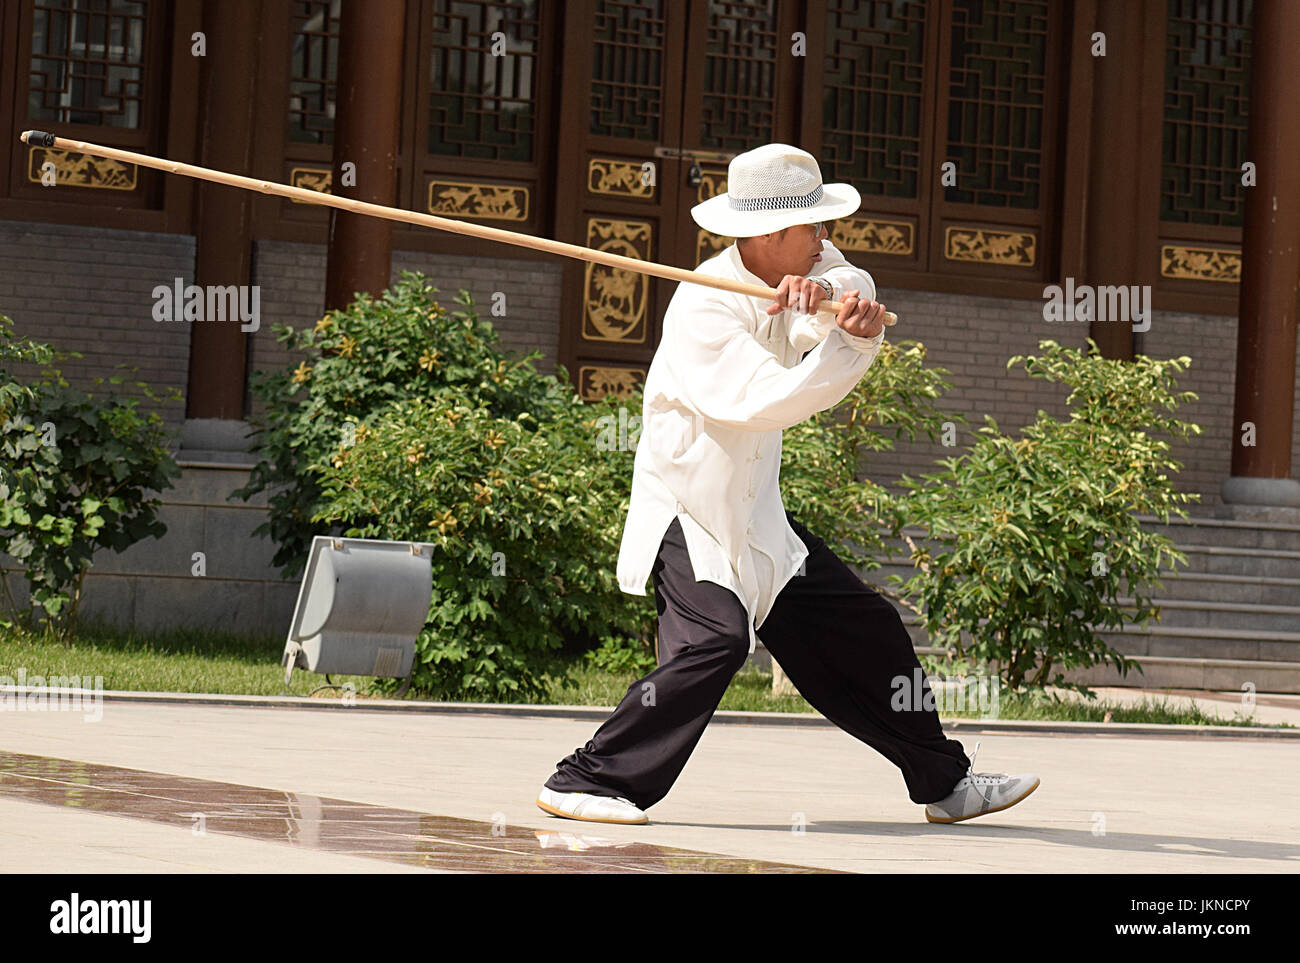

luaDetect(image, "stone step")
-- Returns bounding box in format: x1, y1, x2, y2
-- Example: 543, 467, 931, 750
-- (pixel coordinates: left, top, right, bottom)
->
893, 514, 1300, 549
1061, 655, 1300, 695
1096, 625, 1300, 663
872, 550, 1300, 590
1137, 513, 1300, 550
898, 612, 1300, 663
870, 566, 1300, 615
1113, 597, 1300, 635
1133, 572, 1300, 607
1169, 544, 1300, 580
877, 542, 1300, 582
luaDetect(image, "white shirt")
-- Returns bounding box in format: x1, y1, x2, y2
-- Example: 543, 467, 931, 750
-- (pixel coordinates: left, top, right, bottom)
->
615, 238, 886, 654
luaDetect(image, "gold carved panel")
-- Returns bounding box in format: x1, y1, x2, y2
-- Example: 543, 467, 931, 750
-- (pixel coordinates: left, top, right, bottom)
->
583, 218, 651, 343
1160, 245, 1241, 283
697, 165, 727, 203
579, 365, 646, 401
695, 164, 733, 266
944, 226, 1037, 266
428, 180, 529, 220
587, 158, 655, 199
696, 229, 732, 265
27, 146, 136, 190
289, 167, 332, 203
832, 217, 913, 256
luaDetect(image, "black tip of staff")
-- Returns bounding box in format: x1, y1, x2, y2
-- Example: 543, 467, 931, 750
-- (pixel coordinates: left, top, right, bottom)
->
21, 130, 56, 147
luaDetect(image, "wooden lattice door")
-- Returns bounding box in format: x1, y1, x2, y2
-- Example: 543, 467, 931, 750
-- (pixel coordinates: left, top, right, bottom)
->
554, 0, 802, 402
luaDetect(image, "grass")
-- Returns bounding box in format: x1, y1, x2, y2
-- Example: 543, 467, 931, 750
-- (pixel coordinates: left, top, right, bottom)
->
0, 619, 375, 698
0, 619, 1292, 728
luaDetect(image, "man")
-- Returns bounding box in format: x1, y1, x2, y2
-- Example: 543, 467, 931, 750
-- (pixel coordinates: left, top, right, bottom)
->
537, 143, 1039, 826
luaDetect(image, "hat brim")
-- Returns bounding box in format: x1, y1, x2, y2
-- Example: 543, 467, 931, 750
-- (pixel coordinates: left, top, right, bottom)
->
690, 182, 861, 238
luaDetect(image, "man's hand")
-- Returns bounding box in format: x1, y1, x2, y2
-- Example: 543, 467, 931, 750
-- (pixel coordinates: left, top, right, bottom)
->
835, 289, 886, 339
766, 277, 887, 339
765, 275, 830, 316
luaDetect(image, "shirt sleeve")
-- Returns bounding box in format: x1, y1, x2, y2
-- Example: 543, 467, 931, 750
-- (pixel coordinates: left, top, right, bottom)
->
787, 240, 881, 356
666, 286, 885, 432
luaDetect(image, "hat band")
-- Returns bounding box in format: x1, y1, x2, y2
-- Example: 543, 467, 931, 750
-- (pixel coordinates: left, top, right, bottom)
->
727, 184, 824, 212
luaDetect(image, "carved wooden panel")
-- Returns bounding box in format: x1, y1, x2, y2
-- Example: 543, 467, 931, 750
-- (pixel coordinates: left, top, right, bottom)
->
583, 218, 652, 343
27, 146, 137, 190
591, 0, 667, 141
1162, 0, 1252, 226
429, 0, 542, 161
945, 0, 1049, 209
822, 0, 927, 200
288, 1, 340, 145
28, 0, 148, 129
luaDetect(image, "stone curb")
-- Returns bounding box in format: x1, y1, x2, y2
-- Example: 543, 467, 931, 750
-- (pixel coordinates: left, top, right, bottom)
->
3, 686, 1296, 740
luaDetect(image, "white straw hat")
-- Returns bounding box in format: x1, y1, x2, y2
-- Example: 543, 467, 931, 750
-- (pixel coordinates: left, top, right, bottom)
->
690, 143, 861, 238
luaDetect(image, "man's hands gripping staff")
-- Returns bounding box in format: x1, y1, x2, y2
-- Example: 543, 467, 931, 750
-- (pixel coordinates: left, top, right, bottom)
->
765, 275, 888, 339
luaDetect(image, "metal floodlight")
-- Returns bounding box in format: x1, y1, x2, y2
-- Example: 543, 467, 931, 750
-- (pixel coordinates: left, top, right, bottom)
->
281, 536, 435, 695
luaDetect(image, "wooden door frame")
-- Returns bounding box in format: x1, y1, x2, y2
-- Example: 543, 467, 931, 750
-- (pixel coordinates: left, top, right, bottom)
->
554, 0, 692, 389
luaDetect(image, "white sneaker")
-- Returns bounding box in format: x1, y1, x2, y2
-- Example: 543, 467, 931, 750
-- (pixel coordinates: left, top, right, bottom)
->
536, 786, 649, 825
924, 741, 1040, 824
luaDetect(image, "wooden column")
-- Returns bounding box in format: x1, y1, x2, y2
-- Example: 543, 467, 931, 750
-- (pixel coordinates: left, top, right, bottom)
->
1081, 0, 1143, 361
324, 0, 405, 312
1223, 0, 1300, 506
187, 0, 262, 420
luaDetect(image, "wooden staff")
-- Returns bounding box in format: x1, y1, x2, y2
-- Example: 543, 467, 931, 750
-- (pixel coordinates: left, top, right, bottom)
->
19, 130, 897, 326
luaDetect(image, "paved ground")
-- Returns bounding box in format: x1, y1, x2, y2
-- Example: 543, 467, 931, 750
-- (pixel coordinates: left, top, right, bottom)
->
1, 698, 1297, 873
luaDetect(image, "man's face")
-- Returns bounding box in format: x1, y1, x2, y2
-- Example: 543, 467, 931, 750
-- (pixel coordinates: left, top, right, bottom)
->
770, 222, 828, 276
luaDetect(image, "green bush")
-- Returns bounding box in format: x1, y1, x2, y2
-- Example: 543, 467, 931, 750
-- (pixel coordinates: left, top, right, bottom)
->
310, 391, 654, 700
233, 272, 573, 579
0, 322, 181, 638
0, 315, 53, 419
886, 339, 1201, 692
781, 338, 963, 580
582, 633, 660, 675
238, 274, 656, 698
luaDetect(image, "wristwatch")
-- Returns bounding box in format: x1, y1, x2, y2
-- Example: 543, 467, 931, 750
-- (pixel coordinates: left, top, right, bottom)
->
809, 276, 834, 300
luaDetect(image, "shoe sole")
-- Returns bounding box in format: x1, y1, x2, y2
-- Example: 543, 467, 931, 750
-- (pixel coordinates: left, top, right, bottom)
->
924, 779, 1040, 824
536, 797, 649, 825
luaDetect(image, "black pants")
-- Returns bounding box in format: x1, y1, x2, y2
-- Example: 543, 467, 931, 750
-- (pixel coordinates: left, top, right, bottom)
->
544, 513, 971, 809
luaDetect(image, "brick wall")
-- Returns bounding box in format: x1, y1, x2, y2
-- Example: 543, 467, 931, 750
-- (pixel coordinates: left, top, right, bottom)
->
860, 287, 1300, 510
244, 240, 324, 427
391, 249, 563, 380
0, 219, 194, 441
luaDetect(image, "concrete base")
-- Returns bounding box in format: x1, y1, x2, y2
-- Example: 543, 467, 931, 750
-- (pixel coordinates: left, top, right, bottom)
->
1221, 475, 1300, 507
181, 418, 256, 453
0, 462, 297, 638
